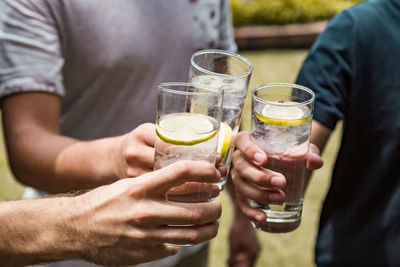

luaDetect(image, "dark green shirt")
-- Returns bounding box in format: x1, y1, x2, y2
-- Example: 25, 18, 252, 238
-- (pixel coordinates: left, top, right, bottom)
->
296, 0, 400, 266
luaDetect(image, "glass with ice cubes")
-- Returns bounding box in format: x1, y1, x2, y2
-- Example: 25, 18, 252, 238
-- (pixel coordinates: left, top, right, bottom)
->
189, 49, 253, 190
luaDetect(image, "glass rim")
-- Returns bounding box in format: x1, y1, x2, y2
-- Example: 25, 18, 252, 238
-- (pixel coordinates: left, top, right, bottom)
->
158, 82, 224, 97
190, 49, 253, 78
251, 83, 315, 107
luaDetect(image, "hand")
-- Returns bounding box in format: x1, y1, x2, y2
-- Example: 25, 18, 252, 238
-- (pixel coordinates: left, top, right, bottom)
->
228, 211, 260, 267
231, 132, 323, 223
70, 160, 223, 266
118, 123, 156, 178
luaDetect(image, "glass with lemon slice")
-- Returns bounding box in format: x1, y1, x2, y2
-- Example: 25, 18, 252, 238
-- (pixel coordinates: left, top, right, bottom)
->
250, 83, 315, 233
190, 49, 253, 190
154, 82, 223, 204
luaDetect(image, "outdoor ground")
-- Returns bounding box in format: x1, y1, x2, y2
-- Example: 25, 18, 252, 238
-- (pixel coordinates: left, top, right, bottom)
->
0, 49, 341, 267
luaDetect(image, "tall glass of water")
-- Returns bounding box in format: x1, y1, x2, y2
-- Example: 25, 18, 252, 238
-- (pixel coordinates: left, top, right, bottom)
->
189, 49, 253, 190
154, 82, 223, 204
251, 83, 315, 233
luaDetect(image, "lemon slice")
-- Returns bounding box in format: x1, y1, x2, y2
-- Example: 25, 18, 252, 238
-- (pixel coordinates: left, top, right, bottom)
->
256, 104, 311, 127
156, 113, 218, 146
217, 122, 232, 161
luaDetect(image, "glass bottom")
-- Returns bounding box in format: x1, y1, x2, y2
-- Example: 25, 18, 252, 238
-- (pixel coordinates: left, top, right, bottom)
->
251, 201, 302, 233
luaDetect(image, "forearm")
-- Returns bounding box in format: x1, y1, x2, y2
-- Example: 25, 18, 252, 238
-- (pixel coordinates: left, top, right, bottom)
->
0, 197, 83, 266
1, 93, 125, 193
226, 173, 243, 216
6, 127, 123, 193
304, 120, 332, 191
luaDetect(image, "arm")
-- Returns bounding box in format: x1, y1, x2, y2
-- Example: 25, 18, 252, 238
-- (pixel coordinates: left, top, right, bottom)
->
226, 176, 260, 267
0, 197, 80, 266
0, 160, 223, 266
1, 92, 155, 193
305, 120, 332, 187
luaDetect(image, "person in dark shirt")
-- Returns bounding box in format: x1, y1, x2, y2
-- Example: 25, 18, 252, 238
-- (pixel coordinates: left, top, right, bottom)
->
230, 0, 400, 266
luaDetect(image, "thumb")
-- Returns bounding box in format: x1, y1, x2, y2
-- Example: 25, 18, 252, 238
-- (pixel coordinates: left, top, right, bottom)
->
140, 160, 221, 196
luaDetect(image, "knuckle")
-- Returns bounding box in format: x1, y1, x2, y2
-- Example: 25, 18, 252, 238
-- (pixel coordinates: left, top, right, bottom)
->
190, 206, 204, 222
124, 146, 140, 161
233, 156, 246, 170
230, 169, 239, 183
243, 142, 257, 156
130, 209, 154, 225
231, 150, 241, 163
184, 230, 199, 243
129, 229, 150, 242
252, 172, 264, 184
175, 161, 191, 176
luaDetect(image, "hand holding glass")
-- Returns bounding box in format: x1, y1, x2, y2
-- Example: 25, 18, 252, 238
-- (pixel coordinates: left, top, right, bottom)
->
154, 82, 223, 203
250, 83, 315, 233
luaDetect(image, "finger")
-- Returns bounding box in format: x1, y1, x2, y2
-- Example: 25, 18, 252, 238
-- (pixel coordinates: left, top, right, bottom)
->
216, 163, 228, 178
136, 123, 156, 146
234, 190, 266, 223
153, 221, 220, 246
228, 252, 252, 267
307, 143, 324, 170
210, 184, 220, 198
234, 132, 267, 166
126, 145, 154, 167
143, 160, 221, 194
215, 152, 222, 164
128, 245, 179, 265
231, 169, 285, 204
232, 153, 286, 189
167, 182, 214, 203
127, 166, 153, 177
137, 200, 222, 226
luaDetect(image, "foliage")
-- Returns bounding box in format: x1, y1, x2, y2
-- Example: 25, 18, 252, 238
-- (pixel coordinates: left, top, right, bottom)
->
231, 0, 364, 26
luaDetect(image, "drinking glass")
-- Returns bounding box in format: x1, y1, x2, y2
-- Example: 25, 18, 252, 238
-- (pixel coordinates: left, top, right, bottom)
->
154, 82, 223, 204
189, 49, 253, 190
250, 83, 315, 233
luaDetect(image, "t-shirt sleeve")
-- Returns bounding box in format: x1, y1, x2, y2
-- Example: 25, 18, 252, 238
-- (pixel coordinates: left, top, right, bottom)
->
217, 0, 237, 52
0, 0, 65, 100
296, 11, 355, 130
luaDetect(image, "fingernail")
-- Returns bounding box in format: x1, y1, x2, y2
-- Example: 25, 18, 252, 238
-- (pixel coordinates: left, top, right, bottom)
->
253, 152, 265, 164
216, 169, 222, 179
269, 193, 282, 202
271, 176, 285, 187
255, 214, 265, 222
217, 165, 226, 177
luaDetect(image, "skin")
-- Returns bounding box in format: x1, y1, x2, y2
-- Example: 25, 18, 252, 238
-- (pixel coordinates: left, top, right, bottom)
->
226, 177, 260, 267
1, 92, 156, 192
0, 160, 224, 267
1, 91, 261, 266
230, 121, 329, 223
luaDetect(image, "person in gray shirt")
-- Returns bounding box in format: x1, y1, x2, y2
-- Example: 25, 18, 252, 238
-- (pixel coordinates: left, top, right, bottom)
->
0, 0, 259, 266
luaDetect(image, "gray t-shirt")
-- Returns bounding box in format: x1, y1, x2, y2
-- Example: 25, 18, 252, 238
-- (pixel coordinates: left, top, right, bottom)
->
0, 0, 236, 266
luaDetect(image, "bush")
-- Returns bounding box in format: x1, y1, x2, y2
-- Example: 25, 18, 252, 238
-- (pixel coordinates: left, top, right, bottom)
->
232, 0, 364, 26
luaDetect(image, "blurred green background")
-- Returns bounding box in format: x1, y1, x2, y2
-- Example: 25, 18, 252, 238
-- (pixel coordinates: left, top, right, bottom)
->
232, 0, 363, 26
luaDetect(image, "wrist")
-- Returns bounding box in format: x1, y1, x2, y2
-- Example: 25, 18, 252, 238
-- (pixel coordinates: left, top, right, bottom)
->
0, 197, 84, 265
86, 136, 125, 184
39, 196, 85, 262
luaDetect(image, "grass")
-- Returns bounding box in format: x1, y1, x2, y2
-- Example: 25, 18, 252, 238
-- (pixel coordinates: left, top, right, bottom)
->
0, 49, 341, 266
